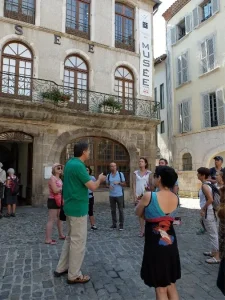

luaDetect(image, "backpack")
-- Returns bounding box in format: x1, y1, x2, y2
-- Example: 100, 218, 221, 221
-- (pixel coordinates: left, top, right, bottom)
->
10, 177, 19, 196
203, 183, 220, 211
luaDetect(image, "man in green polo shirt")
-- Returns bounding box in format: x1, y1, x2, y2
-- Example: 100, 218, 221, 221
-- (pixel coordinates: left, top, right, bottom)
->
54, 142, 106, 284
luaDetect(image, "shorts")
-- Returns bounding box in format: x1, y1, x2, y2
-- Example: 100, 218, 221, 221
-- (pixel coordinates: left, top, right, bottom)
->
88, 196, 94, 216
47, 198, 59, 209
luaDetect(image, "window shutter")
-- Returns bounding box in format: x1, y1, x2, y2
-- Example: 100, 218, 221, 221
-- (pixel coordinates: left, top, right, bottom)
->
183, 101, 191, 132
207, 37, 215, 71
216, 88, 225, 126
192, 7, 199, 28
201, 41, 207, 74
212, 0, 220, 15
177, 56, 182, 86
202, 94, 211, 128
182, 52, 188, 83
185, 14, 192, 34
170, 26, 177, 45
178, 103, 183, 133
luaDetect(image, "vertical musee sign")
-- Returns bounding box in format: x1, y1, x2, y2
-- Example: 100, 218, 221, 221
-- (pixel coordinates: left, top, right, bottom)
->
139, 9, 152, 97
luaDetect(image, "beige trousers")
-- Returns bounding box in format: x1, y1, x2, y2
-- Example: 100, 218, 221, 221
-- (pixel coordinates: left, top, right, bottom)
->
56, 215, 87, 280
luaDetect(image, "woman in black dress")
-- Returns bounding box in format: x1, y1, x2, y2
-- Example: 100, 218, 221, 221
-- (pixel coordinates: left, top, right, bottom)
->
5, 168, 19, 217
136, 166, 181, 300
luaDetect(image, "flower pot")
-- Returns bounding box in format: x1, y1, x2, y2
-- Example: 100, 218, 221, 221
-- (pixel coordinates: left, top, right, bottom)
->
100, 105, 120, 114
57, 101, 68, 107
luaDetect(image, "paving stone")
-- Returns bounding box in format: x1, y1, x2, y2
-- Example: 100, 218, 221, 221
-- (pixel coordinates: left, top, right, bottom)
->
108, 271, 118, 278
104, 284, 117, 293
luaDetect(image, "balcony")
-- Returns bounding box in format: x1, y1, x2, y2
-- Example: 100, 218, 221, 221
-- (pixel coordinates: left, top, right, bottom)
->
4, 0, 35, 24
115, 33, 135, 52
66, 20, 90, 40
0, 72, 160, 120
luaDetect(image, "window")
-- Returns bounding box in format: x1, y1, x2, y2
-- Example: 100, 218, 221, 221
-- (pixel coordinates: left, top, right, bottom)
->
200, 36, 215, 74
114, 67, 134, 112
115, 3, 134, 52
170, 14, 192, 45
182, 153, 192, 171
177, 19, 186, 40
202, 89, 225, 128
178, 100, 191, 133
177, 51, 189, 86
0, 42, 33, 97
66, 0, 90, 39
154, 87, 157, 102
160, 84, 164, 109
160, 121, 165, 134
63, 55, 88, 107
192, 0, 219, 28
62, 137, 130, 186
4, 0, 35, 24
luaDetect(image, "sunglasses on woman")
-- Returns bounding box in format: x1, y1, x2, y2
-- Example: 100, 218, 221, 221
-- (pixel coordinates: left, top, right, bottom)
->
56, 167, 62, 170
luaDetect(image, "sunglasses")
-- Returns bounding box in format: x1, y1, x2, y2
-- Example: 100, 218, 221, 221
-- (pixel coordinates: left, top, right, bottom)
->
56, 166, 62, 170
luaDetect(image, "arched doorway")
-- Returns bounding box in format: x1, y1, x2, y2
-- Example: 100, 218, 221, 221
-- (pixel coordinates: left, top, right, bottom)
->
61, 137, 130, 185
0, 131, 33, 205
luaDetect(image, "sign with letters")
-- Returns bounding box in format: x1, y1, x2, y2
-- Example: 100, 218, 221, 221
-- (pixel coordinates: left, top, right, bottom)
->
139, 9, 152, 97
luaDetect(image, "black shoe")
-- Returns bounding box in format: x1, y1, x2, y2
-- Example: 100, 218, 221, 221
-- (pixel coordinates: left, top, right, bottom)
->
119, 225, 124, 231
110, 225, 117, 229
54, 270, 68, 277
91, 225, 98, 230
11, 213, 16, 217
4, 213, 11, 218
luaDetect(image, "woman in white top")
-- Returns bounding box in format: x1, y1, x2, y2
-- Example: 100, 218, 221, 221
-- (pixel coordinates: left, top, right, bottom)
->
133, 157, 151, 237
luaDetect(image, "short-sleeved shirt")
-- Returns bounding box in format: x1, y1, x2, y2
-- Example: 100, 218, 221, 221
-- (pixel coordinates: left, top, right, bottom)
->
88, 176, 96, 198
63, 158, 91, 217
210, 167, 224, 180
106, 171, 125, 197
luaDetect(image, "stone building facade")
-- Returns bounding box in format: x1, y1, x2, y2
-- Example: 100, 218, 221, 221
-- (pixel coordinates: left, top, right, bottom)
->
0, 0, 160, 206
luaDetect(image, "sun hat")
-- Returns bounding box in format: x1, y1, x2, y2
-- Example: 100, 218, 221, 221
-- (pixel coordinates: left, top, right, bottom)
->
52, 163, 63, 171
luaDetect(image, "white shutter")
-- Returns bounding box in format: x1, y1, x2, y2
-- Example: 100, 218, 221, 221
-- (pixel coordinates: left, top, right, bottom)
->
212, 0, 220, 15
207, 37, 215, 71
216, 88, 225, 126
185, 14, 192, 34
182, 52, 188, 83
201, 41, 207, 73
192, 7, 199, 28
170, 26, 177, 45
183, 101, 191, 132
178, 103, 183, 133
177, 56, 182, 86
202, 94, 211, 128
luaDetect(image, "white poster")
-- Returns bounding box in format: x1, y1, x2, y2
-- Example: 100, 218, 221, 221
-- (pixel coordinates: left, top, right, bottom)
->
44, 166, 52, 179
139, 9, 152, 97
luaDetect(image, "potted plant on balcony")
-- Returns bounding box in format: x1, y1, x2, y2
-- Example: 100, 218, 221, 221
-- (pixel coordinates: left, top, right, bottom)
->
99, 96, 122, 114
41, 88, 71, 107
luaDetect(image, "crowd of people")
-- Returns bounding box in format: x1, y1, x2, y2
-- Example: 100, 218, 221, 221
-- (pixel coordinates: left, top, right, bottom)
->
0, 145, 224, 299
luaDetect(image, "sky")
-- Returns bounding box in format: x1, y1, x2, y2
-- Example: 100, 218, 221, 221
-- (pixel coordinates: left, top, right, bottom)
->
153, 0, 176, 58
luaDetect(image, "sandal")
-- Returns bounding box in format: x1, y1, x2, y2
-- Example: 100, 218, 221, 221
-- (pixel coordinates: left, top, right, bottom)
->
45, 240, 56, 245
206, 257, 220, 264
138, 232, 145, 237
203, 251, 213, 257
67, 274, 90, 284
59, 236, 66, 240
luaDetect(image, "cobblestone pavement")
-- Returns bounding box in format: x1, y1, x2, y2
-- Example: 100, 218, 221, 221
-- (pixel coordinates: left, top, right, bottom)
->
0, 198, 224, 300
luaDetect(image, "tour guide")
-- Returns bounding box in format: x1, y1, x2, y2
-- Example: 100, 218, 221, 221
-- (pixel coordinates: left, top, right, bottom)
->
54, 142, 106, 284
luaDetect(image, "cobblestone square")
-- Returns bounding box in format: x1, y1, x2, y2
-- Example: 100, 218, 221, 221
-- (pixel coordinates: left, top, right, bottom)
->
0, 199, 224, 300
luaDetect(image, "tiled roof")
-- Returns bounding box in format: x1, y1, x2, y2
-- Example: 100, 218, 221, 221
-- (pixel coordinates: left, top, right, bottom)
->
154, 54, 167, 66
162, 0, 191, 22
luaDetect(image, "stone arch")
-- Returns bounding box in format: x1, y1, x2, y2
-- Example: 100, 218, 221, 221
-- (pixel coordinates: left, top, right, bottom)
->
112, 61, 139, 97
47, 129, 138, 165
202, 144, 225, 167
0, 34, 39, 77
178, 148, 194, 170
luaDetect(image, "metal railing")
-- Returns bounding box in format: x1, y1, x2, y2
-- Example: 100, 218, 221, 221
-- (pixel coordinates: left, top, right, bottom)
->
115, 33, 135, 52
0, 72, 160, 120
66, 20, 90, 40
4, 0, 35, 24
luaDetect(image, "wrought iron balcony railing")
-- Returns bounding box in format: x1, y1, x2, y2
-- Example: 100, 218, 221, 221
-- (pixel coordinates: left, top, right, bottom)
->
66, 20, 90, 40
115, 33, 135, 52
0, 72, 160, 120
4, 0, 35, 24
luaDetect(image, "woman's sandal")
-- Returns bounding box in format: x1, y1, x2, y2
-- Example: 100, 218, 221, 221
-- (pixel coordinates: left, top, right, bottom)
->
203, 251, 213, 257
59, 236, 66, 240
206, 257, 220, 264
45, 240, 57, 245
138, 232, 145, 237
67, 274, 90, 284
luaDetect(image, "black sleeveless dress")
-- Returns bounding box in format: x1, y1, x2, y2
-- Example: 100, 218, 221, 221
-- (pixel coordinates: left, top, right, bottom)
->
141, 192, 181, 288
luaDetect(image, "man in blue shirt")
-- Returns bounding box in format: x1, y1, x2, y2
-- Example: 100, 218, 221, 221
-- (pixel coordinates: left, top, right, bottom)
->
106, 162, 126, 231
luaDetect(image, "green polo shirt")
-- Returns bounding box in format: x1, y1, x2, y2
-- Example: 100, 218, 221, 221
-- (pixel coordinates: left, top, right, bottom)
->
63, 158, 91, 217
